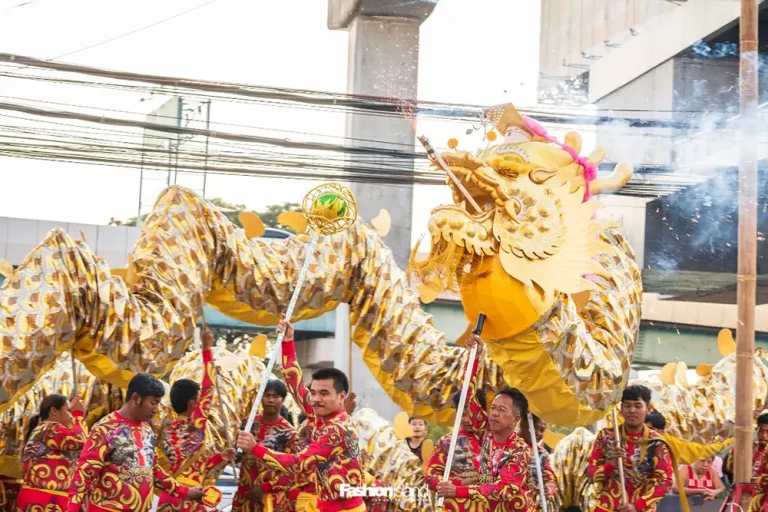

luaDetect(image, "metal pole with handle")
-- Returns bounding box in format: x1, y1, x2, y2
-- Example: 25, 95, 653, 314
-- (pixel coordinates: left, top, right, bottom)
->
527, 412, 548, 512
236, 234, 319, 461
612, 408, 629, 504
436, 313, 486, 508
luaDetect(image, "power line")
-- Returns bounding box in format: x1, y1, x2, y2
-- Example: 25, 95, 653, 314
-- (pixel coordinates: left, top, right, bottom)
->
54, 0, 227, 60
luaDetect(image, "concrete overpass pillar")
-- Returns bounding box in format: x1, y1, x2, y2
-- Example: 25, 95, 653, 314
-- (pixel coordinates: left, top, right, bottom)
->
329, 0, 440, 422
329, 0, 439, 269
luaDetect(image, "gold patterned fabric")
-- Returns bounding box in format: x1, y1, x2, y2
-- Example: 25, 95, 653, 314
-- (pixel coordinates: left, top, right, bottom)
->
0, 186, 501, 426
550, 427, 597, 512
635, 352, 768, 442
350, 408, 425, 511
0, 354, 113, 479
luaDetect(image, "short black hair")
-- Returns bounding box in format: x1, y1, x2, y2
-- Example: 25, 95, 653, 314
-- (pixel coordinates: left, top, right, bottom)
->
622, 385, 652, 405
126, 373, 166, 401
264, 380, 288, 399
452, 390, 487, 411
645, 411, 667, 430
496, 387, 528, 416
170, 379, 200, 414
758, 413, 768, 426
311, 368, 348, 394
280, 405, 294, 426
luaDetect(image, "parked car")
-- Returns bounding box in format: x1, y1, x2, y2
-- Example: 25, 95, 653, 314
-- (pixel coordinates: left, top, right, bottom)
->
147, 465, 239, 512
215, 464, 239, 511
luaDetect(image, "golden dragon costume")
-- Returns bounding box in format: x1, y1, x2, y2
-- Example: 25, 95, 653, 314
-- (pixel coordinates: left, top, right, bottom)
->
0, 102, 759, 439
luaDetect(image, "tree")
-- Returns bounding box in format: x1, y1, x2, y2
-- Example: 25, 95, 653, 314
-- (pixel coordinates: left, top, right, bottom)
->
120, 199, 302, 233
254, 202, 302, 232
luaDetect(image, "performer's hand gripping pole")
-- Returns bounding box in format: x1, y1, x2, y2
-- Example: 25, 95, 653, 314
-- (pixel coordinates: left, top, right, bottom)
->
436, 313, 486, 508
527, 413, 548, 512
236, 235, 319, 462
612, 408, 629, 504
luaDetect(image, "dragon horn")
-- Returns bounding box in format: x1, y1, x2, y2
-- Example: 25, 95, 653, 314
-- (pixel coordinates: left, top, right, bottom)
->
590, 162, 633, 196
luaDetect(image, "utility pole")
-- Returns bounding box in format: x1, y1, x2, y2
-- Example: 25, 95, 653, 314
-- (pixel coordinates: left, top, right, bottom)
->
734, 0, 758, 509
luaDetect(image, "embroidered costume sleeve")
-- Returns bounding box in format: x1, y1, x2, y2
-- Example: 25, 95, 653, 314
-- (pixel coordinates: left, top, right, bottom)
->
282, 339, 314, 420
634, 440, 673, 511
22, 411, 87, 492
153, 464, 187, 495
44, 412, 88, 452
190, 348, 214, 430
465, 350, 488, 437
252, 422, 342, 474
426, 435, 452, 489
542, 456, 557, 498
587, 429, 616, 484
456, 434, 532, 509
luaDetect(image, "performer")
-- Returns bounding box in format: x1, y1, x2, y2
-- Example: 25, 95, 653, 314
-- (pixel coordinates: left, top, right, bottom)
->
15, 394, 87, 511
237, 317, 366, 512
158, 324, 236, 512
405, 418, 428, 461
674, 457, 722, 500
233, 379, 294, 512
67, 373, 204, 512
520, 413, 557, 512
644, 412, 666, 433
748, 415, 768, 512
587, 385, 674, 512
426, 390, 486, 495
724, 413, 768, 485
436, 335, 533, 512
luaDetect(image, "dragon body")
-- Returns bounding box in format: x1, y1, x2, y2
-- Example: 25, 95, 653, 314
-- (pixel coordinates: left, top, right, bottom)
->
0, 103, 754, 441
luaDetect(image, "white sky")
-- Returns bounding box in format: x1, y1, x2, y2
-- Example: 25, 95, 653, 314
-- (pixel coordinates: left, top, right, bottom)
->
0, 0, 555, 247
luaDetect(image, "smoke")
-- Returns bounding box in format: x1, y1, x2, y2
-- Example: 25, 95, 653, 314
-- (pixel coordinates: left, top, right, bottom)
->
593, 35, 768, 285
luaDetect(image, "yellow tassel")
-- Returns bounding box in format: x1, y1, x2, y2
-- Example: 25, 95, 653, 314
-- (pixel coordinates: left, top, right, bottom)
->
408, 237, 467, 293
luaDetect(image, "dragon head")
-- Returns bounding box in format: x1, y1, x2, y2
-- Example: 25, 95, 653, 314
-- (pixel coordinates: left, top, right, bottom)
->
410, 104, 633, 340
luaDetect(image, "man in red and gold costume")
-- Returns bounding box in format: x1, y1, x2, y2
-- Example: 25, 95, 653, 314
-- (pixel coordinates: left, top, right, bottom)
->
742, 414, 768, 512
436, 336, 533, 512
67, 373, 204, 512
587, 385, 674, 512
426, 389, 486, 510
158, 324, 236, 511
237, 317, 366, 512
16, 394, 88, 511
233, 378, 294, 512
520, 414, 557, 512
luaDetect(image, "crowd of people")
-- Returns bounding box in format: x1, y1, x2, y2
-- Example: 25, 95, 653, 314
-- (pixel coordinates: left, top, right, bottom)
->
3, 319, 768, 512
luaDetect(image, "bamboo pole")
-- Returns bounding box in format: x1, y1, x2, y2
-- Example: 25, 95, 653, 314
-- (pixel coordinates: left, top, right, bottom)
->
735, 0, 759, 509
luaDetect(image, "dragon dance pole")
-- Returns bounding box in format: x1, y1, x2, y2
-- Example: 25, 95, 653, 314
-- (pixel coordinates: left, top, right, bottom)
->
735, 0, 758, 509
237, 183, 357, 461
236, 235, 317, 460
527, 412, 548, 512
612, 409, 629, 504
436, 313, 485, 509
416, 135, 482, 215
70, 349, 78, 398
